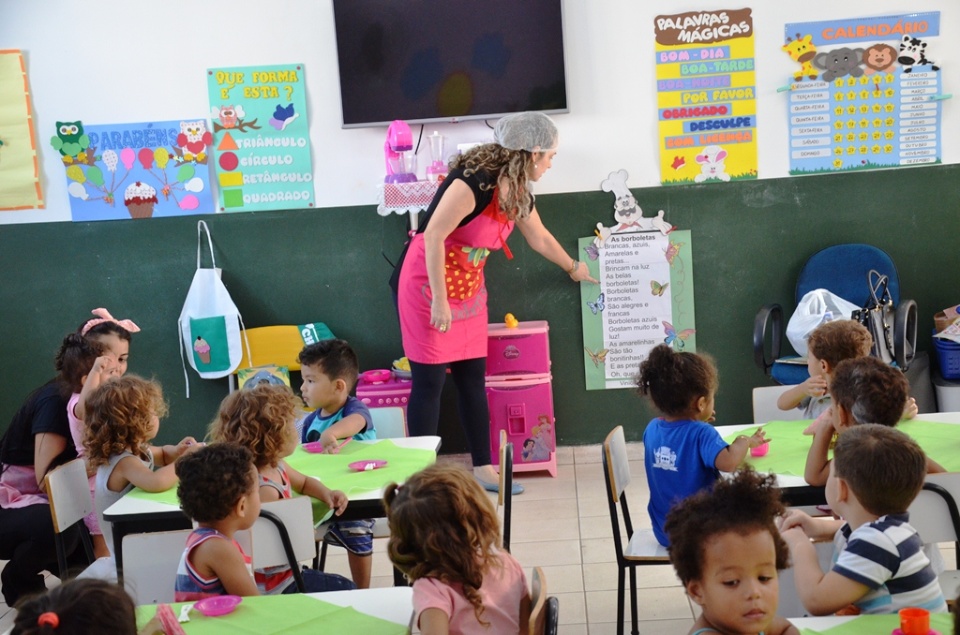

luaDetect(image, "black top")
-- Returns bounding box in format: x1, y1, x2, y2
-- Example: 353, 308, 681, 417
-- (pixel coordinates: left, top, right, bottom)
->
0, 380, 75, 469
414, 167, 497, 234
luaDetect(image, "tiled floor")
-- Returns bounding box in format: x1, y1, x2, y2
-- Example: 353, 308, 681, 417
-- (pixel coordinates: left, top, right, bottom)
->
0, 442, 695, 634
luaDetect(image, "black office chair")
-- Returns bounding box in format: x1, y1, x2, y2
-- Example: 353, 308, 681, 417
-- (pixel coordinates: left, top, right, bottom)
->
754, 243, 917, 383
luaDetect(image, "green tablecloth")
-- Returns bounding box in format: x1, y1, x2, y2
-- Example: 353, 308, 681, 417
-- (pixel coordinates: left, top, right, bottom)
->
796, 611, 952, 634
723, 418, 960, 476
138, 594, 408, 634
124, 440, 436, 522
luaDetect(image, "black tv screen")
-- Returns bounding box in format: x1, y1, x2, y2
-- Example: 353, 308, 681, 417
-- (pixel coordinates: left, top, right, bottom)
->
332, 0, 568, 128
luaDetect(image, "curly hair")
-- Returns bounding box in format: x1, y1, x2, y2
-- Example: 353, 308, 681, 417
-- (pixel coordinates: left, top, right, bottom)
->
298, 338, 359, 390
635, 344, 718, 417
665, 468, 789, 585
834, 424, 925, 516
208, 383, 300, 468
83, 375, 168, 467
12, 578, 137, 635
830, 356, 908, 426
54, 333, 105, 396
384, 463, 502, 625
78, 319, 134, 344
807, 320, 873, 368
450, 144, 536, 221
176, 442, 255, 523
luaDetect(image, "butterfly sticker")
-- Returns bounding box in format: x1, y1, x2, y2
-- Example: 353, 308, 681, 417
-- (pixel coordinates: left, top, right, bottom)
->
583, 243, 600, 261
584, 346, 609, 368
650, 280, 669, 297
664, 241, 684, 265
663, 321, 695, 350
587, 293, 605, 315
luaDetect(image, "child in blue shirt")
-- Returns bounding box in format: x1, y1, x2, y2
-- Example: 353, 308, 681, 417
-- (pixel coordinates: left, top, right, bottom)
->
297, 339, 376, 588
637, 344, 767, 546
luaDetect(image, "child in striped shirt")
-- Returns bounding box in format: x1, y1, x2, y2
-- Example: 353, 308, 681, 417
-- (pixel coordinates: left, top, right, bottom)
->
779, 424, 947, 616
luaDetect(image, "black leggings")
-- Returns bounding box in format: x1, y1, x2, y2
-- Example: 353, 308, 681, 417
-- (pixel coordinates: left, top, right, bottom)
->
407, 357, 491, 467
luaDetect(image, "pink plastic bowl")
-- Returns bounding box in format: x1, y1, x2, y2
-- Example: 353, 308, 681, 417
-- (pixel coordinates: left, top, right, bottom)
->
194, 595, 242, 617
750, 442, 770, 458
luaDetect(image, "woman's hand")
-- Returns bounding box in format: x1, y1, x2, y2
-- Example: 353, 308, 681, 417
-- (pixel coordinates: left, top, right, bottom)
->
569, 260, 599, 284
430, 297, 452, 333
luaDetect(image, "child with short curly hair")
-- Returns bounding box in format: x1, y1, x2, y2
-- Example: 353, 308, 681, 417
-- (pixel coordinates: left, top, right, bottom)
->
208, 384, 354, 593
84, 375, 199, 558
384, 463, 530, 635
665, 468, 799, 635
638, 344, 767, 546
174, 443, 260, 600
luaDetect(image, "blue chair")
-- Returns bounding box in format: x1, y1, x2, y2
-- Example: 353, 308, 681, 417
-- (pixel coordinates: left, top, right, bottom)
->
753, 243, 917, 384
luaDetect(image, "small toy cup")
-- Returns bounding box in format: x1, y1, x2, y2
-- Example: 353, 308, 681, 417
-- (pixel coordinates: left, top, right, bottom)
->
898, 607, 930, 635
750, 442, 770, 458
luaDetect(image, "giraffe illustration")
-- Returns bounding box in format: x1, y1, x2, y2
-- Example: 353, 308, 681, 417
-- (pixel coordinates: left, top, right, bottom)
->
783, 33, 819, 81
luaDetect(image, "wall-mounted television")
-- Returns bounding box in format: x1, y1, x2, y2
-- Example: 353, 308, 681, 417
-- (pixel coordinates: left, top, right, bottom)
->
332, 0, 568, 128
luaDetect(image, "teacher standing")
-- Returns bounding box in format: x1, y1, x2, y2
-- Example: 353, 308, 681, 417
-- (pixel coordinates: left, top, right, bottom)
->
395, 112, 596, 493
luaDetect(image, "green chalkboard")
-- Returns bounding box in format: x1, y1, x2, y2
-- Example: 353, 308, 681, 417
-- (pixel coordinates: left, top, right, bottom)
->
2, 163, 960, 450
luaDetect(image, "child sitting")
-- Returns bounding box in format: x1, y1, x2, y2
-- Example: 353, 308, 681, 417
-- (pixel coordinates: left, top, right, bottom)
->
297, 339, 376, 587
804, 356, 943, 487
11, 578, 140, 635
208, 383, 355, 594
84, 375, 199, 558
638, 344, 767, 546
384, 463, 530, 635
776, 319, 917, 434
665, 468, 799, 635
779, 424, 947, 616
174, 443, 260, 601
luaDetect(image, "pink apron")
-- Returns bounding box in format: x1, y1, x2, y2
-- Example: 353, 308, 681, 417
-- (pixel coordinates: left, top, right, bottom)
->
398, 195, 514, 364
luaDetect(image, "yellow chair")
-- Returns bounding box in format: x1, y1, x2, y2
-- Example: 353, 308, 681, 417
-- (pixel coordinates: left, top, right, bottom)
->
228, 323, 334, 391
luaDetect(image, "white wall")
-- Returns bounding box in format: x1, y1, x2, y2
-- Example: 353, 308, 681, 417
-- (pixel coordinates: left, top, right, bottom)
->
1, 0, 956, 225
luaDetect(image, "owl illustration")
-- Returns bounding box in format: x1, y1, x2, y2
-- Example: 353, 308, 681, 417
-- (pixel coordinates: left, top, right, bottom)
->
50, 121, 90, 164
176, 120, 212, 162
211, 105, 244, 129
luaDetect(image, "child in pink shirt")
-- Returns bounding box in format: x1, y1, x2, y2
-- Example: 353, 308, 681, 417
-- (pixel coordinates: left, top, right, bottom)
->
384, 463, 530, 635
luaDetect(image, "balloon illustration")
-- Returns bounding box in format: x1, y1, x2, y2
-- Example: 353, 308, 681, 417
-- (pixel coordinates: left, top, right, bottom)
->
66, 165, 86, 183
120, 147, 135, 170
86, 166, 104, 187
184, 177, 205, 193
154, 147, 170, 170
67, 182, 89, 200
179, 195, 200, 210
177, 164, 195, 183
102, 149, 118, 173
138, 147, 154, 170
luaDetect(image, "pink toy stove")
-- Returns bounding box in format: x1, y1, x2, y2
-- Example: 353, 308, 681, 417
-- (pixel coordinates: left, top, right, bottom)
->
356, 369, 412, 422
487, 320, 556, 477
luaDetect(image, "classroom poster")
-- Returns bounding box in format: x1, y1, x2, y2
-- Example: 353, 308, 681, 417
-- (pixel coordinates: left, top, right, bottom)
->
654, 9, 758, 185
783, 12, 942, 175
52, 120, 214, 222
579, 230, 696, 390
0, 50, 43, 211
206, 63, 315, 212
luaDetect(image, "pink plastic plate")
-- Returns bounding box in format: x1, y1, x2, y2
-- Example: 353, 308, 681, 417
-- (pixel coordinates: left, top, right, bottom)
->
194, 595, 242, 617
891, 630, 940, 635
349, 460, 388, 472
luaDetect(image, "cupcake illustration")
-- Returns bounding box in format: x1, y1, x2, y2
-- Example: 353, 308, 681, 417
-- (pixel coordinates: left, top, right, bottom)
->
194, 336, 211, 364
124, 181, 158, 219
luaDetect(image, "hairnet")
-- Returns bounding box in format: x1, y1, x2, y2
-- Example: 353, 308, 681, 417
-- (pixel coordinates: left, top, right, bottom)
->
493, 111, 558, 153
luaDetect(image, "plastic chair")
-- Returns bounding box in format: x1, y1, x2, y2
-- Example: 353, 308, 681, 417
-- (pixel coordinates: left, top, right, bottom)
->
751, 386, 806, 424
754, 243, 918, 383
121, 529, 191, 604
602, 426, 671, 635
906, 474, 960, 603
43, 459, 96, 580
498, 429, 514, 552
227, 322, 334, 391
251, 497, 317, 593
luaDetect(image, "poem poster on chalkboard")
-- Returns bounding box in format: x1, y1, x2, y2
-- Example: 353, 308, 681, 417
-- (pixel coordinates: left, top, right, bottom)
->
579, 230, 696, 390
